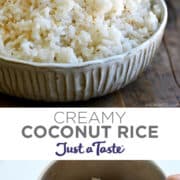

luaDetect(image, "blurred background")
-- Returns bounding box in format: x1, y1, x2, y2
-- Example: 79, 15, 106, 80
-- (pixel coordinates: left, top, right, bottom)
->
0, 161, 179, 180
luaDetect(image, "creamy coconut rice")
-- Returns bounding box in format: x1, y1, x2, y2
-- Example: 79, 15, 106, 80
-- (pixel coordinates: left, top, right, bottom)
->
0, 0, 162, 63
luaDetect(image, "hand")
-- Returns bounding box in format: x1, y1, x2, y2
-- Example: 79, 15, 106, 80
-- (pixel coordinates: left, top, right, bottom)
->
167, 175, 180, 180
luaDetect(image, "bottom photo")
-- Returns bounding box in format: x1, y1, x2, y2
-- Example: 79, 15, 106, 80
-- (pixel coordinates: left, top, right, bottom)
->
0, 161, 179, 180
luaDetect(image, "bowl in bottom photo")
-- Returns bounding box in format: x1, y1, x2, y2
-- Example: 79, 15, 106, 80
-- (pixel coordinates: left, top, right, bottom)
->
39, 161, 165, 180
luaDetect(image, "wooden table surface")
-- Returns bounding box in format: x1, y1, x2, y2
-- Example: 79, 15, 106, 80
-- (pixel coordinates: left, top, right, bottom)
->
0, 0, 179, 107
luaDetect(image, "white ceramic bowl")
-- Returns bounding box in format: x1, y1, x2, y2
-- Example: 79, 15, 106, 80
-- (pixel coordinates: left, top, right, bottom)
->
39, 161, 165, 180
0, 0, 168, 102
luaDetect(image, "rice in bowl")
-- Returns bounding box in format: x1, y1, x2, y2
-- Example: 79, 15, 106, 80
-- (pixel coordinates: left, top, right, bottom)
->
0, 0, 162, 64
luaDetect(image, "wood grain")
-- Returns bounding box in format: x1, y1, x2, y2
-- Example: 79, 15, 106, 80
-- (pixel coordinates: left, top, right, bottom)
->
0, 1, 179, 107
0, 91, 125, 107
164, 0, 180, 87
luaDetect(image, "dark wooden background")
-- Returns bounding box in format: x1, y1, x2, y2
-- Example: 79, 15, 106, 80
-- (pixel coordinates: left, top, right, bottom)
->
0, 0, 179, 107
